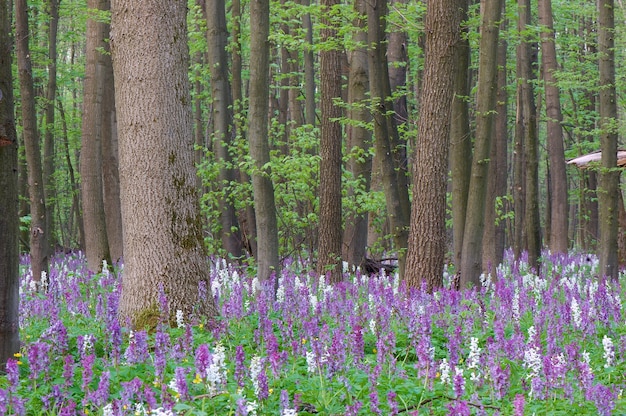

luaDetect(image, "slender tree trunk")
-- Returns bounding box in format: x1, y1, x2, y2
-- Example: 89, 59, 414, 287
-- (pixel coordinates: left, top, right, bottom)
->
597, 0, 619, 280
343, 0, 372, 268
302, 0, 316, 126
459, 0, 503, 288
248, 0, 280, 282
43, 0, 59, 252
111, 0, 219, 325
483, 11, 508, 275
317, 0, 344, 282
538, 0, 568, 254
16, 0, 49, 284
367, 0, 410, 277
405, 0, 462, 291
81, 0, 112, 272
0, 0, 20, 365
450, 0, 471, 274
206, 0, 244, 259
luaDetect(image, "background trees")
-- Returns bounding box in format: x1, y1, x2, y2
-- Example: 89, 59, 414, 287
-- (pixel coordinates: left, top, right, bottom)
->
4, 0, 626, 323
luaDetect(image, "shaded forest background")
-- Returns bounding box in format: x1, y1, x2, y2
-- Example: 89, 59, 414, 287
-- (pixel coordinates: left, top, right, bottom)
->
3, 0, 626, 286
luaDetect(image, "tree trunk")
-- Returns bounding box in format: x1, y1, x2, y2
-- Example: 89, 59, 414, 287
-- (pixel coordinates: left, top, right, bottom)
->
343, 0, 372, 268
483, 11, 508, 275
0, 0, 20, 365
248, 0, 280, 282
81, 0, 112, 272
16, 0, 49, 284
43, 0, 60, 252
597, 0, 619, 280
538, 0, 568, 254
405, 0, 462, 291
302, 0, 316, 127
317, 0, 344, 282
206, 0, 244, 259
459, 0, 503, 288
367, 0, 410, 277
450, 0, 471, 273
111, 0, 219, 325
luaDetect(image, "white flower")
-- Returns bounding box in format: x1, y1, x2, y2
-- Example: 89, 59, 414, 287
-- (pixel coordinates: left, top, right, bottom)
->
176, 310, 185, 328
581, 350, 591, 366
205, 343, 227, 393
523, 346, 542, 379
276, 284, 285, 304
527, 326, 536, 343
150, 408, 175, 416
369, 318, 376, 336
247, 400, 259, 416
571, 298, 582, 329
250, 356, 263, 395
102, 403, 114, 416
603, 335, 615, 368
305, 350, 316, 374
82, 334, 94, 356
439, 358, 451, 385
282, 408, 298, 416
467, 337, 481, 369
512, 288, 520, 322
309, 295, 318, 310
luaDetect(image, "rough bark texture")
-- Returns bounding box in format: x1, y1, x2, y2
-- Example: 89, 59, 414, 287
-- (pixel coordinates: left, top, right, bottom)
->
206, 0, 243, 259
405, 0, 462, 291
538, 0, 568, 254
597, 0, 619, 280
459, 0, 503, 288
0, 0, 20, 366
367, 0, 410, 277
302, 0, 316, 126
111, 0, 219, 325
450, 0, 471, 273
81, 0, 112, 272
16, 0, 49, 284
248, 0, 280, 282
343, 0, 372, 268
317, 0, 344, 283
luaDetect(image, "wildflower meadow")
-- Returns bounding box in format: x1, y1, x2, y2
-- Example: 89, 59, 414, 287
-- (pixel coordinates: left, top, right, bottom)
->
1, 251, 625, 415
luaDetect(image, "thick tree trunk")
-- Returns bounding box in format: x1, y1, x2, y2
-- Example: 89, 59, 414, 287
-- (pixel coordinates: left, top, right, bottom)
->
597, 0, 619, 280
81, 0, 112, 272
459, 0, 503, 288
16, 0, 49, 284
538, 0, 568, 254
343, 0, 372, 268
0, 0, 20, 366
405, 0, 462, 291
248, 0, 280, 282
111, 0, 219, 325
206, 0, 244, 259
317, 0, 344, 283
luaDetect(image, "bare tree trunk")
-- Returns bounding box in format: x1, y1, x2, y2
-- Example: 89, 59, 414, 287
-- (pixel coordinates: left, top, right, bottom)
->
317, 0, 344, 282
459, 0, 503, 288
367, 0, 410, 277
206, 0, 244, 259
450, 0, 471, 273
302, 0, 316, 127
538, 0, 568, 254
0, 0, 20, 365
43, 0, 59, 252
343, 0, 372, 268
405, 0, 462, 291
16, 0, 49, 284
597, 0, 619, 280
248, 0, 280, 282
111, 0, 219, 325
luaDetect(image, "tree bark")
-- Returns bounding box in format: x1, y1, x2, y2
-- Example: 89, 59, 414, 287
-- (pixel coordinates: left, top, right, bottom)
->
16, 0, 49, 284
81, 0, 112, 272
459, 0, 503, 288
317, 0, 344, 282
597, 0, 619, 280
405, 0, 462, 291
302, 0, 316, 127
343, 0, 372, 268
538, 0, 568, 254
0, 0, 20, 366
111, 0, 219, 325
367, 0, 410, 277
248, 0, 280, 282
206, 0, 244, 259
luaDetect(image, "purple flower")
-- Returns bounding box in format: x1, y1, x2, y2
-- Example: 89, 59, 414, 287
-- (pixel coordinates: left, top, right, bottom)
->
5, 359, 19, 392
27, 341, 51, 381
81, 354, 96, 391
87, 370, 110, 407
369, 391, 382, 415
453, 367, 465, 398
195, 344, 212, 376
235, 397, 249, 415
234, 345, 247, 388
62, 355, 74, 388
387, 391, 399, 416
345, 401, 363, 416
591, 384, 616, 416
124, 330, 149, 364
154, 328, 171, 380
447, 400, 471, 416
174, 366, 191, 401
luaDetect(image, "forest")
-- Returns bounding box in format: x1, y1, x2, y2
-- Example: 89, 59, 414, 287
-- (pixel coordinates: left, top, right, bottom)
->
0, 0, 626, 414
